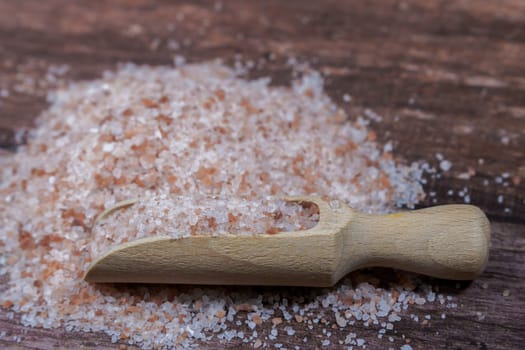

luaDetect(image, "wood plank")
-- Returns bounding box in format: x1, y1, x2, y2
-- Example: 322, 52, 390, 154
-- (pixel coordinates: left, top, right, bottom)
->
0, 0, 524, 348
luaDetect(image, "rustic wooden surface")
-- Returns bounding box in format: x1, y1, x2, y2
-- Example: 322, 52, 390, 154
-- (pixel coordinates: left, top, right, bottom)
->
0, 0, 524, 349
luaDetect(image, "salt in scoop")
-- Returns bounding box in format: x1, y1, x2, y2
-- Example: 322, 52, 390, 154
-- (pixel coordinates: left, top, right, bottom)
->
84, 196, 490, 287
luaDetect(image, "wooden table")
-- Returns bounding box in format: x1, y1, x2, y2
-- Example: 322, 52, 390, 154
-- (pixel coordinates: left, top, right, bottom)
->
1, 1, 524, 349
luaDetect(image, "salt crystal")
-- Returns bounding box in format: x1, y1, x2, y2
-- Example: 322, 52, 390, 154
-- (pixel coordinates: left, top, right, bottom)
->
335, 312, 347, 327
414, 297, 426, 305
439, 160, 452, 172
102, 143, 114, 153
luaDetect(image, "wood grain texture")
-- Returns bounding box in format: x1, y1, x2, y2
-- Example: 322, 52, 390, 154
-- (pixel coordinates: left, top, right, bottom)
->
348, 204, 490, 280
0, 0, 524, 349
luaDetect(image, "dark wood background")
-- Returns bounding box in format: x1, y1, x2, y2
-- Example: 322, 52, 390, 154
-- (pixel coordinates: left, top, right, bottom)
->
0, 0, 524, 349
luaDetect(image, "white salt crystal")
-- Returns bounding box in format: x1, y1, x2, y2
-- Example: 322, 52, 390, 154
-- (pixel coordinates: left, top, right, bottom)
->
414, 297, 426, 305
102, 143, 114, 153
439, 160, 452, 172
335, 312, 347, 327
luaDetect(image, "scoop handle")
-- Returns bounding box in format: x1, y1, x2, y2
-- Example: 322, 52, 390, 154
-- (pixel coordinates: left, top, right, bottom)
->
347, 205, 491, 280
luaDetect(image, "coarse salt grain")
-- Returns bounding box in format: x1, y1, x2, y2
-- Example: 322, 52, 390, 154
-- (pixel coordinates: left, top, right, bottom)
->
0, 61, 435, 349
439, 160, 452, 172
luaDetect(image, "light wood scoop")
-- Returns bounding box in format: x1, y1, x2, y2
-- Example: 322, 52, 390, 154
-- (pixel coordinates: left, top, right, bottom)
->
84, 196, 490, 287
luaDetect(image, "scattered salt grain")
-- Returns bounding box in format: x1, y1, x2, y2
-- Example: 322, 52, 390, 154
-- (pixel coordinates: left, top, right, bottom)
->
439, 160, 452, 172
414, 297, 426, 305
271, 329, 278, 338
364, 109, 383, 122
284, 326, 295, 336
335, 312, 348, 327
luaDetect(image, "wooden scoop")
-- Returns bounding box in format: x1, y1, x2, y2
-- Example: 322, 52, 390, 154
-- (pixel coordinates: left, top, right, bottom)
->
84, 196, 490, 287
